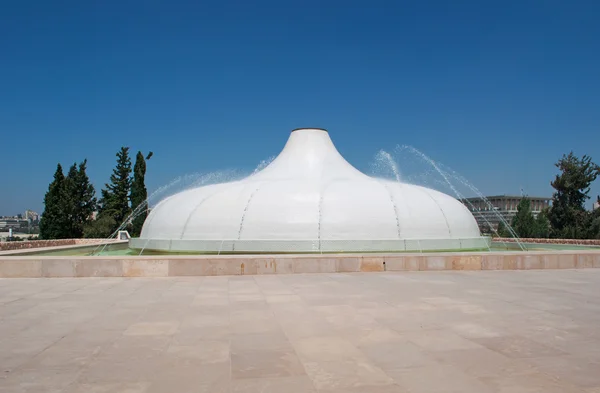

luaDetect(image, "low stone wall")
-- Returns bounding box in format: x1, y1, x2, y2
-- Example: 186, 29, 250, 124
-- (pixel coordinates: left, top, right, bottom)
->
1, 251, 599, 278
494, 237, 600, 246
0, 238, 108, 252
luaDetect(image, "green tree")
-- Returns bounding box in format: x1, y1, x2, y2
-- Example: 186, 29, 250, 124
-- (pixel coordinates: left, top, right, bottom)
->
130, 151, 152, 237
83, 215, 117, 238
534, 207, 551, 238
547, 152, 600, 239
496, 221, 511, 238
511, 198, 537, 238
64, 159, 97, 238
99, 147, 132, 234
39, 164, 70, 239
63, 163, 79, 237
587, 196, 600, 239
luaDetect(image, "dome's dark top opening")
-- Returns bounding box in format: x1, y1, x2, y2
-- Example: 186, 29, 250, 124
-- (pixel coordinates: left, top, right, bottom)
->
291, 128, 328, 132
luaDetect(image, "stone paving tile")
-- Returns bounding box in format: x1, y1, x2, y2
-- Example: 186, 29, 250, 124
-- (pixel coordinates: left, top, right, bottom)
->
480, 372, 588, 393
144, 362, 231, 393
231, 375, 317, 393
166, 340, 230, 364
231, 331, 292, 352
430, 348, 538, 379
0, 270, 599, 392
527, 356, 600, 388
405, 329, 486, 352
472, 335, 567, 358
173, 324, 231, 343
359, 339, 435, 370
231, 348, 306, 379
63, 382, 151, 393
303, 358, 395, 391
386, 363, 495, 393
292, 335, 363, 362
123, 321, 180, 336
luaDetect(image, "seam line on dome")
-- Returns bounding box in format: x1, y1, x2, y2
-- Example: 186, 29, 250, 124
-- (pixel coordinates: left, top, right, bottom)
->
316, 178, 346, 250
179, 187, 232, 239
140, 194, 175, 238
317, 190, 324, 252
420, 188, 453, 237
377, 180, 402, 239
235, 185, 261, 249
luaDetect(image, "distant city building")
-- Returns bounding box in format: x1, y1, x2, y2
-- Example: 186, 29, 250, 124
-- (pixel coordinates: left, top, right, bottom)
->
0, 219, 27, 230
460, 195, 551, 233
24, 209, 40, 223
594, 201, 600, 211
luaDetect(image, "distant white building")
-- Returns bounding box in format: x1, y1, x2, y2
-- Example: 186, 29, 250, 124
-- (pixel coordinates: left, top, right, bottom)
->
0, 219, 26, 230
460, 195, 551, 233
24, 209, 40, 223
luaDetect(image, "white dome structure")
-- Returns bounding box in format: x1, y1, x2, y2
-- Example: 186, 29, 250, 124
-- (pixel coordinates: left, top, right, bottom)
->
130, 128, 488, 253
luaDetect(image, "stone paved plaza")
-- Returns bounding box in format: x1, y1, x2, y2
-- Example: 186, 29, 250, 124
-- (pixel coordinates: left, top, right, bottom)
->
1, 270, 600, 392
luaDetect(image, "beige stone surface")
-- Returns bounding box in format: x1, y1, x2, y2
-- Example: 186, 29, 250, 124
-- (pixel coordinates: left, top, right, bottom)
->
517, 255, 543, 270
231, 347, 306, 379
541, 254, 560, 269
360, 257, 384, 272
231, 376, 317, 393
1, 270, 600, 392
41, 259, 75, 277
75, 259, 123, 277
382, 256, 406, 271
452, 255, 482, 270
168, 258, 208, 276
481, 254, 504, 270
577, 254, 596, 269
558, 254, 577, 269
336, 257, 360, 272
293, 258, 337, 273
254, 258, 280, 274
2, 250, 600, 278
122, 260, 168, 277
503, 255, 518, 270
420, 256, 450, 270
0, 260, 41, 277
270, 258, 294, 274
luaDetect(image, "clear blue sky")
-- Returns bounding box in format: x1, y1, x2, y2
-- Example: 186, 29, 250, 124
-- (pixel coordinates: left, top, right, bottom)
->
1, 0, 599, 215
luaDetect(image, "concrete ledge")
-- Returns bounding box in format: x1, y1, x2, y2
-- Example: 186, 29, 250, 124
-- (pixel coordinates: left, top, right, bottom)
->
1, 251, 600, 278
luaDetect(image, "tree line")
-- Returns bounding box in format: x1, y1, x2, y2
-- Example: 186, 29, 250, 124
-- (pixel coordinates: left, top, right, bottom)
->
498, 152, 600, 239
39, 147, 152, 239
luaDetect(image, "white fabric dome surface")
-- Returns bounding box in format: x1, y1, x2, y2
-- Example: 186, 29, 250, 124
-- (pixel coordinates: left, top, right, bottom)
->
130, 128, 488, 253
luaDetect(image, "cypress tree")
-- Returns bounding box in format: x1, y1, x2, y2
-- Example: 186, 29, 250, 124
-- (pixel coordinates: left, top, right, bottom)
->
65, 159, 97, 238
130, 151, 151, 237
40, 164, 70, 239
75, 159, 97, 235
99, 147, 132, 234
64, 163, 79, 237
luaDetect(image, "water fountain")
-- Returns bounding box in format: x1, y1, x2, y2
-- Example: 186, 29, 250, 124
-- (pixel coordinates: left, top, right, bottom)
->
377, 145, 526, 251
129, 128, 490, 253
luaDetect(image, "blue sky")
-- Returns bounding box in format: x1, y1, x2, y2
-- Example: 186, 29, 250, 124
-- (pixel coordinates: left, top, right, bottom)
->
1, 0, 599, 215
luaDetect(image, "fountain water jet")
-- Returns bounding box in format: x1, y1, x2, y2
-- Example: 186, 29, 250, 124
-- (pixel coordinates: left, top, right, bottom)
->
378, 145, 525, 251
